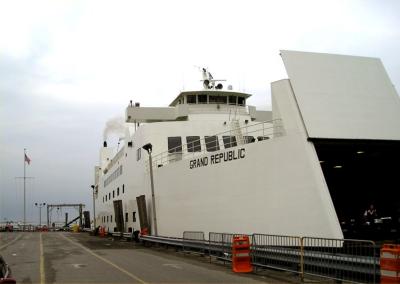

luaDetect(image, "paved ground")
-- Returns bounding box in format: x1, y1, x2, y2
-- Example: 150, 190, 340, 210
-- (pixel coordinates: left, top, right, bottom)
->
0, 232, 302, 284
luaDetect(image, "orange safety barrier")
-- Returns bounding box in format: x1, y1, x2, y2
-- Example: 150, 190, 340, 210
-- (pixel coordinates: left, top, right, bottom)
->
381, 244, 400, 284
99, 226, 105, 237
232, 235, 253, 273
140, 227, 148, 236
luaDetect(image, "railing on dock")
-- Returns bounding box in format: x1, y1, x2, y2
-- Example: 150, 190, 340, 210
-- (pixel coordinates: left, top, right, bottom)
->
138, 232, 378, 284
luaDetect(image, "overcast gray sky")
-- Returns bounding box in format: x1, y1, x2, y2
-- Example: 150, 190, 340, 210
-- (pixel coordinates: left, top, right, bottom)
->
1, 0, 399, 224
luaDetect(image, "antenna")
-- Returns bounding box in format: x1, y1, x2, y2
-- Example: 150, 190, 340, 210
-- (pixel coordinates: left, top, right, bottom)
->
196, 66, 226, 90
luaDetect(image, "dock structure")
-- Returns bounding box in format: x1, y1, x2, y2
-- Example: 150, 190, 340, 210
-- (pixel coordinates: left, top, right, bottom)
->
46, 203, 85, 228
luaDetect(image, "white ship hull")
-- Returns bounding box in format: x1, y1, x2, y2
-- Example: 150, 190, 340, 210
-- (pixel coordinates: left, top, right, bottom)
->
94, 51, 400, 240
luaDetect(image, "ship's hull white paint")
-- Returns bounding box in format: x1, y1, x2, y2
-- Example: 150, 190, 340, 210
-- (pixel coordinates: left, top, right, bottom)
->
94, 51, 400, 240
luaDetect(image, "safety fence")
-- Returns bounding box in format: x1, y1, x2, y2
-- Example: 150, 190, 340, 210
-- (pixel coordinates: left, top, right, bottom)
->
182, 231, 205, 255
140, 232, 379, 284
301, 237, 377, 284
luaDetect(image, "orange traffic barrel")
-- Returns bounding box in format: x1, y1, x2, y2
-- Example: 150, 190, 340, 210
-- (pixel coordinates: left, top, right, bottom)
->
140, 227, 148, 236
99, 226, 105, 237
232, 235, 253, 273
381, 244, 400, 283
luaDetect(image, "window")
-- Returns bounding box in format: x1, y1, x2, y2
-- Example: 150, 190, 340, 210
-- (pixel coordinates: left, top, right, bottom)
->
168, 137, 182, 153
229, 96, 237, 105
238, 97, 245, 106
187, 95, 196, 104
103, 196, 104, 203
186, 136, 201, 152
257, 136, 270, 141
205, 136, 220, 152
223, 136, 237, 148
113, 190, 115, 198
125, 212, 128, 222
243, 136, 255, 144
132, 212, 136, 222
107, 216, 109, 222
105, 195, 107, 201
209, 96, 227, 104
117, 188, 119, 196
136, 148, 141, 161
110, 215, 113, 223
198, 94, 207, 104
123, 184, 125, 193
109, 193, 111, 200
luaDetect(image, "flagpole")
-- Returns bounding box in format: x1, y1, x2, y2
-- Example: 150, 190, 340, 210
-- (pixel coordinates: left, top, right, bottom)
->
24, 148, 26, 231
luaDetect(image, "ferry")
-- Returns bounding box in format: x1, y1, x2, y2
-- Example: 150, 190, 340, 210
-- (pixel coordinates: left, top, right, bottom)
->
93, 50, 400, 240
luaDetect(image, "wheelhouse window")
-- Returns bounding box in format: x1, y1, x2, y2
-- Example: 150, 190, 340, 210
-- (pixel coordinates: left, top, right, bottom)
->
238, 97, 245, 106
186, 136, 201, 152
209, 96, 227, 104
187, 95, 196, 104
198, 94, 207, 104
229, 96, 237, 105
205, 136, 220, 152
222, 136, 237, 148
168, 137, 182, 153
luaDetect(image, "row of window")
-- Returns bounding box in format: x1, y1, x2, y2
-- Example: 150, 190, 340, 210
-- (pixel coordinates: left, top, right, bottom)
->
104, 165, 123, 187
101, 211, 137, 223
185, 94, 246, 106
103, 184, 125, 203
167, 135, 268, 153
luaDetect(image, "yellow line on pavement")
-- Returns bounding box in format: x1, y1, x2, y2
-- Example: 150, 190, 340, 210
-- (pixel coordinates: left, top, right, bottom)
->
0, 233, 23, 250
60, 233, 148, 284
40, 233, 45, 284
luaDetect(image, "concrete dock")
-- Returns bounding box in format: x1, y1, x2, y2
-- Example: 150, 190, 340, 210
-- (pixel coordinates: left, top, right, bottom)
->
0, 232, 300, 283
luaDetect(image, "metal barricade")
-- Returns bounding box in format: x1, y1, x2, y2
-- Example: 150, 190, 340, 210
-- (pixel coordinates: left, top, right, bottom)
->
209, 232, 233, 264
209, 233, 250, 265
301, 237, 377, 284
182, 231, 205, 255
251, 234, 302, 274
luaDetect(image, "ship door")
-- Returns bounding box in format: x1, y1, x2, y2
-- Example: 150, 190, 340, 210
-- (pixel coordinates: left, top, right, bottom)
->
113, 200, 124, 232
136, 195, 150, 233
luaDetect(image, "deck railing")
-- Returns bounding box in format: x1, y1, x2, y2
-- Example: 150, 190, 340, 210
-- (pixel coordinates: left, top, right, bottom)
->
150, 119, 284, 170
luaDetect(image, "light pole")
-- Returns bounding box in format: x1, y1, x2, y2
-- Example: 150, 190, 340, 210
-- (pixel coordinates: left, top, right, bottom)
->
142, 143, 157, 236
35, 202, 46, 226
91, 185, 96, 229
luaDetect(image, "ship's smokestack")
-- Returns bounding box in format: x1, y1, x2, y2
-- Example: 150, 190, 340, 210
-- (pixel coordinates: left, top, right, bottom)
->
103, 141, 107, 148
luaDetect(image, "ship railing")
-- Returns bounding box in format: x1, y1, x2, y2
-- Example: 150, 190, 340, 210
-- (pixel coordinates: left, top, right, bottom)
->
139, 233, 378, 284
150, 119, 284, 170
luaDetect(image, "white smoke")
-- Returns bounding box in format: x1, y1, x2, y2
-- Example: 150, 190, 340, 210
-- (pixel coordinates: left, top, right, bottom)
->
103, 116, 125, 141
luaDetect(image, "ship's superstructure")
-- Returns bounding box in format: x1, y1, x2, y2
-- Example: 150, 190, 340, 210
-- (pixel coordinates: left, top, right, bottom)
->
93, 51, 400, 240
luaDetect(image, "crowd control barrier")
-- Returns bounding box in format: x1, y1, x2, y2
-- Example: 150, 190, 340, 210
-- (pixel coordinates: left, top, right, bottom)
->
139, 232, 379, 283
380, 244, 400, 283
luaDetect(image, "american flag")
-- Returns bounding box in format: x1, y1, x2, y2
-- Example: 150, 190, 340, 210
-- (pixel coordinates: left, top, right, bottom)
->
24, 153, 31, 165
